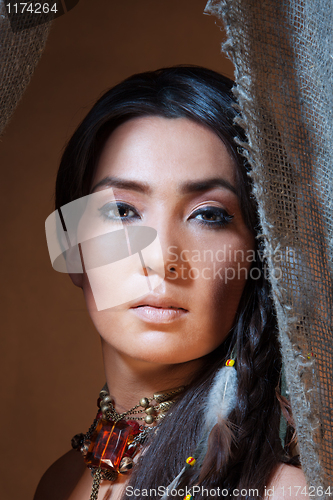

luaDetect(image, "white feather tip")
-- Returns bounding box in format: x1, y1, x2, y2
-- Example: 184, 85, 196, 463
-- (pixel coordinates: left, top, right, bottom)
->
204, 364, 238, 431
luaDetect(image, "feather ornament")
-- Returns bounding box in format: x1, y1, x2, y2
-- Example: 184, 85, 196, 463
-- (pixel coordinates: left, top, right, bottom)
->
159, 466, 187, 500
204, 363, 238, 431
195, 363, 238, 480
160, 360, 238, 495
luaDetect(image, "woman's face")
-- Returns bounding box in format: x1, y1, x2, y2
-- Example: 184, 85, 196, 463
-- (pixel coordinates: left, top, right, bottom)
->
76, 116, 255, 364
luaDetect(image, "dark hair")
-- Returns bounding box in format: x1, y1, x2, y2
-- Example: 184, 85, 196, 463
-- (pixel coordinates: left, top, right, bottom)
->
56, 66, 295, 499
56, 66, 256, 231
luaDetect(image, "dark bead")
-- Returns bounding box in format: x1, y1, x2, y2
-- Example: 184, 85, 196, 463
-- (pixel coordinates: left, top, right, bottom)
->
119, 456, 134, 473
71, 433, 85, 450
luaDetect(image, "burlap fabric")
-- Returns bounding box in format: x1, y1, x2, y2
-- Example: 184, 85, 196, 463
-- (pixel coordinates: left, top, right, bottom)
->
205, 0, 333, 494
0, 0, 51, 135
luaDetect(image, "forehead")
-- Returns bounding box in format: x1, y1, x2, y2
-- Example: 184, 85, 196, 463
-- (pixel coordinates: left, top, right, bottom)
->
93, 116, 237, 187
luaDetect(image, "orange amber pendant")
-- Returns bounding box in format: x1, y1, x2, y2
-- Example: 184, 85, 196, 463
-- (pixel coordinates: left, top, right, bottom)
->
84, 419, 132, 472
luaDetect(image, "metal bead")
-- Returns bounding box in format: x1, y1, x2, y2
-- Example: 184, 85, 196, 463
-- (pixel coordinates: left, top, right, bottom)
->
80, 441, 90, 457
139, 397, 150, 408
157, 401, 174, 412
102, 470, 118, 481
153, 386, 185, 402
119, 456, 134, 473
102, 394, 113, 405
145, 406, 155, 415
99, 384, 109, 398
144, 414, 155, 424
100, 403, 110, 414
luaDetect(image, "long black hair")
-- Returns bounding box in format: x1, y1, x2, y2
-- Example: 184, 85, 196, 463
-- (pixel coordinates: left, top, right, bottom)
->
56, 66, 295, 499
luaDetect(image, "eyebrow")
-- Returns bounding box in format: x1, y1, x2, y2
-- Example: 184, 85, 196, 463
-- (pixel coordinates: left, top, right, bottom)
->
180, 178, 238, 196
91, 176, 151, 194
90, 176, 237, 197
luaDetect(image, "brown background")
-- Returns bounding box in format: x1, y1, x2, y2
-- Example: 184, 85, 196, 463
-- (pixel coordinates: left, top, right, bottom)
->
0, 1, 233, 499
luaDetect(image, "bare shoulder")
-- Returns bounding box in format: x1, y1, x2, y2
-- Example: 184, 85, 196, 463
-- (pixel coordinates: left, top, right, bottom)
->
34, 449, 86, 500
266, 463, 309, 500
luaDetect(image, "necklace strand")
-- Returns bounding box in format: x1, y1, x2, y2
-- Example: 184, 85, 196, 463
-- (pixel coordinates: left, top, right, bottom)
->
99, 384, 185, 424
71, 384, 185, 500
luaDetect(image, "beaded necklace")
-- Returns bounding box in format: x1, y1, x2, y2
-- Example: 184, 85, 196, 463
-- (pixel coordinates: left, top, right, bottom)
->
71, 384, 185, 500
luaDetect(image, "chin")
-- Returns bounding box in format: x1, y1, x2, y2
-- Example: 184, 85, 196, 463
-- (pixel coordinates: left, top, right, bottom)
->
117, 340, 196, 365
102, 331, 218, 366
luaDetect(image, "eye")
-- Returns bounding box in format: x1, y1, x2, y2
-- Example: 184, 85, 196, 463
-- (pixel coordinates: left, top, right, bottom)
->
189, 206, 234, 228
98, 202, 140, 222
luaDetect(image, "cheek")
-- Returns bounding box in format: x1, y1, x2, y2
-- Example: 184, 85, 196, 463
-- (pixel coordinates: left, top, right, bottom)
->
188, 238, 254, 337
81, 273, 100, 315
190, 235, 254, 294
81, 279, 123, 344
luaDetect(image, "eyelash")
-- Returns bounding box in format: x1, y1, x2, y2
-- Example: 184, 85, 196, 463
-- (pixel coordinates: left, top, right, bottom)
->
98, 202, 140, 222
98, 202, 234, 228
189, 206, 234, 228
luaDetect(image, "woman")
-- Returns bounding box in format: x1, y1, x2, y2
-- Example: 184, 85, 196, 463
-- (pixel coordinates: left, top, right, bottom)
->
36, 66, 308, 500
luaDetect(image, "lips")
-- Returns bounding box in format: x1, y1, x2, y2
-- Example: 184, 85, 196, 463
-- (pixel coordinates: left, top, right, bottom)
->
130, 294, 186, 310
130, 296, 188, 323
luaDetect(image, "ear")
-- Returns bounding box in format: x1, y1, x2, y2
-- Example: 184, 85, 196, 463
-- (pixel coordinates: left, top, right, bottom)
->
67, 244, 85, 288
68, 272, 84, 288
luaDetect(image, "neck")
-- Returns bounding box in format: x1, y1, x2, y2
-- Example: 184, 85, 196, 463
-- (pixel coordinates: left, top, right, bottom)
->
101, 338, 203, 413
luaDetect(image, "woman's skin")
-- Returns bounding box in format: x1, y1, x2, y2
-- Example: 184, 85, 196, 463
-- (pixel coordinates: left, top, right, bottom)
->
34, 117, 308, 500
72, 116, 255, 411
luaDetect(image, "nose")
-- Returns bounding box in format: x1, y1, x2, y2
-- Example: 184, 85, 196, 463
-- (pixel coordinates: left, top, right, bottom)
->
137, 216, 189, 282
131, 225, 166, 281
